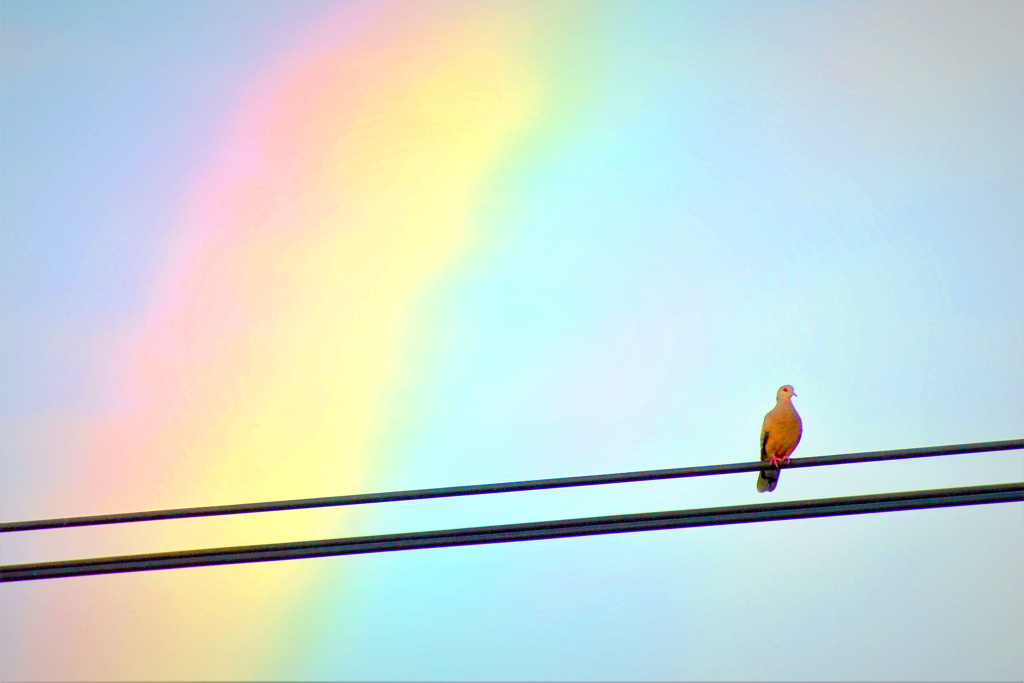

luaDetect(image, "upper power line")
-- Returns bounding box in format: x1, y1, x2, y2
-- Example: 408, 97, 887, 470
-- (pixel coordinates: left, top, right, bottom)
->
2, 439, 1021, 533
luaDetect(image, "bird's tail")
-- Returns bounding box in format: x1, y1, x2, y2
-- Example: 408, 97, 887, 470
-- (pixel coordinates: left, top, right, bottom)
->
756, 466, 779, 493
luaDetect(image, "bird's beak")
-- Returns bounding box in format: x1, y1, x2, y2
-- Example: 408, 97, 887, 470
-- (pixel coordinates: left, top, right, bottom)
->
792, 392, 798, 397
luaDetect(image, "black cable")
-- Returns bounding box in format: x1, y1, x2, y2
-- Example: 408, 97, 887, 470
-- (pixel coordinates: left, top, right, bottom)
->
3, 482, 1020, 582
2, 439, 1020, 533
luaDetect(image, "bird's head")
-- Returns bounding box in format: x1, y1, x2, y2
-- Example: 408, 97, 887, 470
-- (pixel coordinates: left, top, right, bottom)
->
777, 385, 797, 400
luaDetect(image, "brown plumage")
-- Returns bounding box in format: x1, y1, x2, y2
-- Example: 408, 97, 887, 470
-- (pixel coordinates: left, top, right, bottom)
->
757, 385, 802, 493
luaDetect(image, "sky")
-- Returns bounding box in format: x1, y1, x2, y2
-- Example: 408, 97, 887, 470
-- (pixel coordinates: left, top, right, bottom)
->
1, 0, 1022, 680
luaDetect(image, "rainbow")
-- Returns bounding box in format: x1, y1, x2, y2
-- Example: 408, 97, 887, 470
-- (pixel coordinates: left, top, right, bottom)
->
25, 3, 597, 677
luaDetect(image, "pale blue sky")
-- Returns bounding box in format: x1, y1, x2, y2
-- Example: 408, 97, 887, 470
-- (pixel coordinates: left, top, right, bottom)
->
2, 1, 1022, 680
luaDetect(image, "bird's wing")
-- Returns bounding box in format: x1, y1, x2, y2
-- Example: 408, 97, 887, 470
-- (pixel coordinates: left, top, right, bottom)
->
757, 420, 779, 493
760, 410, 774, 461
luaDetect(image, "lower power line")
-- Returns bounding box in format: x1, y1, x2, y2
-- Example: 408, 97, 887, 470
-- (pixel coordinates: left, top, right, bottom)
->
3, 482, 1020, 582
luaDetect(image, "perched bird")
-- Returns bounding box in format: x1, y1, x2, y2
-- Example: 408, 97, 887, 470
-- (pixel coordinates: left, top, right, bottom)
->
757, 385, 802, 493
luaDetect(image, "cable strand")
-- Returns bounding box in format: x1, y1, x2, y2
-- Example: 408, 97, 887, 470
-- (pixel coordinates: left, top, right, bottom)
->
4, 482, 1021, 582
3, 438, 1021, 533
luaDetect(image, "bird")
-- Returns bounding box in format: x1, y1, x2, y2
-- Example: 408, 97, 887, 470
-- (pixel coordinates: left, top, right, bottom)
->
757, 385, 802, 493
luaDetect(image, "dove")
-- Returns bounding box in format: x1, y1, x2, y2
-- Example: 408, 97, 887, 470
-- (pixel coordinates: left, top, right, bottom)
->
757, 385, 802, 493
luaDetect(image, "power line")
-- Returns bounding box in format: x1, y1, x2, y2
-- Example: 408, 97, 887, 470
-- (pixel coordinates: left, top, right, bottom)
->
3, 483, 1021, 582
2, 439, 1020, 533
